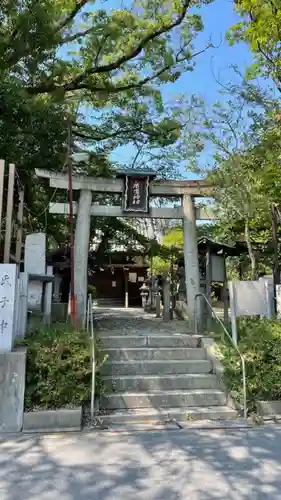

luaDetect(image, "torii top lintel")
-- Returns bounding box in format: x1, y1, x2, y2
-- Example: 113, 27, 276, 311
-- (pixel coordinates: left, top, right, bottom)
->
35, 169, 212, 197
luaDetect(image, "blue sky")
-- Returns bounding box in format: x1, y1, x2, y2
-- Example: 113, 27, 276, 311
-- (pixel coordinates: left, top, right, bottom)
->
70, 1, 268, 179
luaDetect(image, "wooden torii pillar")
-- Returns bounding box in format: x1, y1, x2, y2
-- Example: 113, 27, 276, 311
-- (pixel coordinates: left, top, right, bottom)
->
35, 170, 213, 328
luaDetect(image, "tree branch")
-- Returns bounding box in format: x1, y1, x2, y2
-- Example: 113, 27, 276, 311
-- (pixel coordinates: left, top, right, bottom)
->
131, 144, 145, 169
94, 34, 110, 68
248, 6, 281, 92
73, 126, 130, 141
27, 0, 194, 94
57, 0, 89, 31
26, 42, 212, 95
70, 0, 193, 86
73, 119, 182, 142
59, 26, 97, 45
256, 41, 281, 93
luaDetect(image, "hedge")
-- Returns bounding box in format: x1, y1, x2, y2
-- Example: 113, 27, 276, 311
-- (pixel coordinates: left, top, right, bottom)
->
18, 324, 106, 411
218, 317, 281, 411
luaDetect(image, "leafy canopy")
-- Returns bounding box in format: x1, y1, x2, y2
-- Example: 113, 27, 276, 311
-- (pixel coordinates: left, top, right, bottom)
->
229, 0, 281, 90
0, 0, 213, 246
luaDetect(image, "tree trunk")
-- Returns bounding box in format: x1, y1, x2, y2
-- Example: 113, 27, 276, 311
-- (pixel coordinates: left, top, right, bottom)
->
244, 218, 257, 280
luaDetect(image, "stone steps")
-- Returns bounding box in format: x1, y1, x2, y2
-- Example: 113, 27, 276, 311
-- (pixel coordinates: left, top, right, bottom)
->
97, 406, 237, 426
98, 330, 237, 426
95, 298, 124, 308
101, 347, 207, 361
100, 335, 202, 348
102, 373, 219, 392
100, 359, 213, 376
101, 389, 226, 410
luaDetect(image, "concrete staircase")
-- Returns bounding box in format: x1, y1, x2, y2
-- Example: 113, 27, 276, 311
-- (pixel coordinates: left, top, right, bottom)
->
98, 332, 236, 426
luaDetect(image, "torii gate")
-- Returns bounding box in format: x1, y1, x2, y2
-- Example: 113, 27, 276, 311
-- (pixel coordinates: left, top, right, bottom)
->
35, 169, 213, 326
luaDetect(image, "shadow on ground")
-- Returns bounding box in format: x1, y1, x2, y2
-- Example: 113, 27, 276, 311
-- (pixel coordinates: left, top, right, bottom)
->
1, 426, 281, 499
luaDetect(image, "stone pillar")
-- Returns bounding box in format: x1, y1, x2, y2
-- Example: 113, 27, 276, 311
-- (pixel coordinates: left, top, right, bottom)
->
182, 194, 200, 329
44, 266, 53, 326
155, 293, 161, 318
223, 257, 229, 324
163, 277, 171, 322
74, 190, 92, 327
24, 232, 46, 311
53, 274, 62, 302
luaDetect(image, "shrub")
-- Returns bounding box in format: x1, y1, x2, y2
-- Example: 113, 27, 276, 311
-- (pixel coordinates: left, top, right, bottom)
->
18, 324, 106, 411
88, 284, 97, 299
218, 317, 281, 410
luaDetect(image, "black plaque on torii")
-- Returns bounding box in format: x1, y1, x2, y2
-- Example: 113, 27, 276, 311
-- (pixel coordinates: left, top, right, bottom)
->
117, 169, 156, 214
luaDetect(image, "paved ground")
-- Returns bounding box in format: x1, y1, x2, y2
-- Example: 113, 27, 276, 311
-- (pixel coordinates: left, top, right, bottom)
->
1, 426, 281, 499
94, 307, 193, 335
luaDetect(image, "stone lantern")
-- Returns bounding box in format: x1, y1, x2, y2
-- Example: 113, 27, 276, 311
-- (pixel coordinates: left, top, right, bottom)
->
139, 282, 149, 310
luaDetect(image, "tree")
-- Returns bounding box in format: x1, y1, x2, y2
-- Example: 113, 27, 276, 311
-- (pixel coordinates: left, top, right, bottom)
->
197, 82, 281, 279
229, 0, 281, 92
1, 0, 213, 144
0, 0, 213, 248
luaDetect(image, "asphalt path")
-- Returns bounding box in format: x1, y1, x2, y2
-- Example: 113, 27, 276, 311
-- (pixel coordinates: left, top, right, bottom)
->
1, 426, 281, 499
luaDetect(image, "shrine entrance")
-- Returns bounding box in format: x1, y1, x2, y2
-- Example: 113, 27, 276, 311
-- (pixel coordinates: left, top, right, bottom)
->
36, 168, 213, 327
90, 264, 148, 309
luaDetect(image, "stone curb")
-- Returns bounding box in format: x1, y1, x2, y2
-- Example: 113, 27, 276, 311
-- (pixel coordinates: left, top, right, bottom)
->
256, 400, 281, 417
22, 407, 82, 433
82, 420, 253, 434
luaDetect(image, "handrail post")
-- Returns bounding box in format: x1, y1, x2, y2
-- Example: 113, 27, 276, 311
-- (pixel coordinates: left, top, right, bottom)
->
242, 357, 247, 420
86, 293, 95, 421
194, 292, 247, 421
194, 299, 198, 335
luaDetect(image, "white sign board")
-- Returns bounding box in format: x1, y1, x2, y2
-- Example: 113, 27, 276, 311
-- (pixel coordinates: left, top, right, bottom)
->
0, 264, 17, 352
229, 280, 271, 345
129, 272, 137, 283
230, 280, 270, 317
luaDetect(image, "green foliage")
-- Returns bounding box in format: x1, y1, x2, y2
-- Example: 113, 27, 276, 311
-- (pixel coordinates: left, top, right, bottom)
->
152, 226, 184, 275
0, 0, 212, 247
152, 255, 170, 276
197, 80, 281, 280
162, 226, 184, 249
229, 1, 281, 92
152, 223, 222, 275
87, 284, 97, 299
218, 318, 281, 411
18, 324, 106, 411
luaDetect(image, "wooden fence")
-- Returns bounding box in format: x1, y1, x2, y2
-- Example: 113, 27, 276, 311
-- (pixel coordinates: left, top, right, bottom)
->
0, 160, 24, 264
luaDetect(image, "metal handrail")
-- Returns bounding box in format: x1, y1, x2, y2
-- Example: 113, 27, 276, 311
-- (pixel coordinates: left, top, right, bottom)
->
86, 294, 95, 421
194, 292, 247, 420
